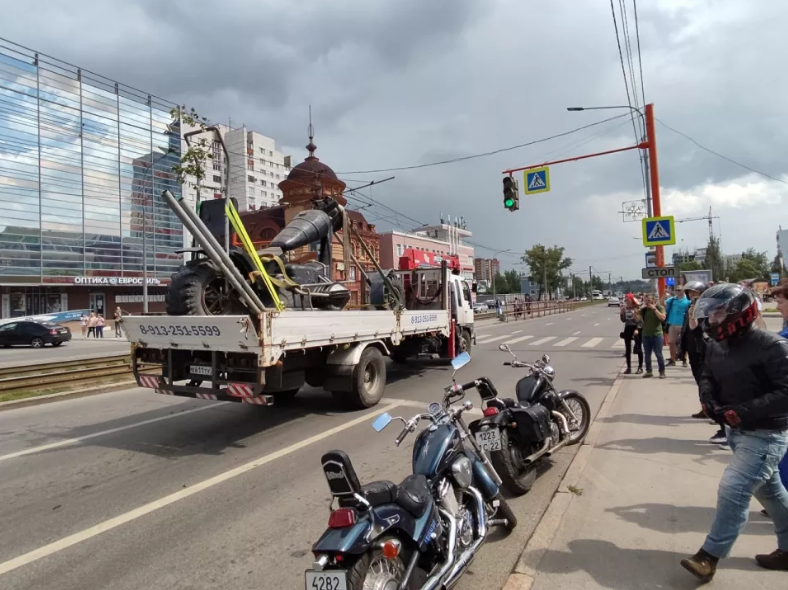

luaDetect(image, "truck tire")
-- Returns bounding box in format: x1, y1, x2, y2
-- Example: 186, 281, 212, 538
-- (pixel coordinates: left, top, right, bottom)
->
166, 260, 244, 316
344, 347, 386, 408
460, 330, 472, 354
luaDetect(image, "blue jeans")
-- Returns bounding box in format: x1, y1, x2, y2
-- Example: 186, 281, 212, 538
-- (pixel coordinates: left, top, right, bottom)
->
702, 428, 788, 558
641, 335, 665, 373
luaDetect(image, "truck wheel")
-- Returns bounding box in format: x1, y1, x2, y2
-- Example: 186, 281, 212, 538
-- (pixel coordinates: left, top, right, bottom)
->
347, 347, 386, 408
166, 260, 244, 316
460, 330, 472, 354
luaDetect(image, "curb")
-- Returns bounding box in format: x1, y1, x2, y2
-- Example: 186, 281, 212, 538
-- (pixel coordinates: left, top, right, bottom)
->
0, 381, 137, 412
501, 370, 625, 590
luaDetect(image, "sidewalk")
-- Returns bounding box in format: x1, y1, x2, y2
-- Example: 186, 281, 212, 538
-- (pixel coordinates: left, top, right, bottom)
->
506, 368, 785, 589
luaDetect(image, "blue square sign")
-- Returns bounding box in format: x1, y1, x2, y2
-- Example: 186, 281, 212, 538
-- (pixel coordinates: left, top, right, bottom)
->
523, 166, 550, 195
642, 216, 676, 246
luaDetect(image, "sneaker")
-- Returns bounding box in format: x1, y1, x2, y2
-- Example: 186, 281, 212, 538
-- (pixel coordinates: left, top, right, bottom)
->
709, 430, 727, 445
666, 360, 676, 367
755, 549, 788, 570
623, 368, 632, 374
760, 509, 770, 518
680, 549, 718, 582
659, 371, 666, 379
636, 368, 643, 374
642, 371, 653, 378
682, 360, 688, 368
691, 410, 707, 419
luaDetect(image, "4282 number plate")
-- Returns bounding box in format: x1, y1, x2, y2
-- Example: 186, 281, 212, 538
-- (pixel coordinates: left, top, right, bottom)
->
304, 570, 347, 590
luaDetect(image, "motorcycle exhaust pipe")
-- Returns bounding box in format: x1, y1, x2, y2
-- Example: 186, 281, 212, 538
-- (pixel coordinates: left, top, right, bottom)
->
544, 411, 572, 458
522, 439, 551, 465
421, 507, 458, 590
441, 486, 487, 588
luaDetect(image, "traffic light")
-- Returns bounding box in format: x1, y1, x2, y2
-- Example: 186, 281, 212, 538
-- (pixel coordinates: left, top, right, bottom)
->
502, 176, 519, 212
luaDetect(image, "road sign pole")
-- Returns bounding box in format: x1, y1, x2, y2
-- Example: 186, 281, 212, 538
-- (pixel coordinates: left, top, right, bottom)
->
645, 104, 665, 298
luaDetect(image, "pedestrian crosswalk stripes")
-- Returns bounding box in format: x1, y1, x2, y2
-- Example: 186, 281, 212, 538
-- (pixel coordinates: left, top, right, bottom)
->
554, 337, 578, 347
530, 336, 556, 346
504, 335, 534, 345
475, 335, 510, 344
582, 337, 604, 348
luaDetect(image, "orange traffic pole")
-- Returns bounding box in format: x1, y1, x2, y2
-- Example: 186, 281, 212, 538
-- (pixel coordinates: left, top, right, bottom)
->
644, 104, 665, 299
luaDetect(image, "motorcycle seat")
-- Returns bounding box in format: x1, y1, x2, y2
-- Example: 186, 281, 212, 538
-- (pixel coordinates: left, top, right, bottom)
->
394, 474, 431, 518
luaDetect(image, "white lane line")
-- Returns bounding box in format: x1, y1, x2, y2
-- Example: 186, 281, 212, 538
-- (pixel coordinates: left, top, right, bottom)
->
582, 337, 604, 348
554, 337, 578, 347
593, 323, 600, 326
0, 404, 223, 463
511, 330, 523, 334
572, 331, 582, 336
504, 335, 534, 345
476, 335, 511, 344
0, 400, 405, 577
545, 322, 554, 326
611, 340, 626, 349
565, 317, 573, 321
607, 318, 612, 321
530, 337, 556, 346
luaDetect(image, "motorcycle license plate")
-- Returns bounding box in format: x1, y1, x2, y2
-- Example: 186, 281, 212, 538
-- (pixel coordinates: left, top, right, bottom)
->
189, 365, 212, 376
475, 429, 502, 451
304, 570, 347, 590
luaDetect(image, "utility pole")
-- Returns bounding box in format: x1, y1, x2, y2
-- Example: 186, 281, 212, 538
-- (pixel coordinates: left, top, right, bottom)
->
644, 104, 665, 299
589, 266, 592, 296
608, 272, 612, 296
543, 252, 548, 301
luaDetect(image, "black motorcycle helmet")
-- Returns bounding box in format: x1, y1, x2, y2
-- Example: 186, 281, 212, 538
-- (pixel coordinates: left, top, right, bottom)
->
692, 283, 758, 341
684, 281, 706, 296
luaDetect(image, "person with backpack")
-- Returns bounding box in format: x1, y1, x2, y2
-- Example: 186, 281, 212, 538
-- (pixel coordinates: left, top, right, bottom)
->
665, 286, 692, 367
680, 284, 788, 580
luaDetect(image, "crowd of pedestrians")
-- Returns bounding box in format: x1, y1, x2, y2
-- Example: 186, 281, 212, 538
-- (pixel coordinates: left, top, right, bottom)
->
619, 278, 788, 579
79, 307, 125, 339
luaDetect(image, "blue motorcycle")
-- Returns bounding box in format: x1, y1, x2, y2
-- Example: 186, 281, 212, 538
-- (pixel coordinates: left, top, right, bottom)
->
306, 352, 516, 590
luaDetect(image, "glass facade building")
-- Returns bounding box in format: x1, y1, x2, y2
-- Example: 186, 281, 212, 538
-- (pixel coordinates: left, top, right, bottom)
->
0, 38, 183, 317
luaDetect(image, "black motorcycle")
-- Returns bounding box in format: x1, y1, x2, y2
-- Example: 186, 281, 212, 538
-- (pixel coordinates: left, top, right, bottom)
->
468, 344, 591, 495
306, 352, 516, 590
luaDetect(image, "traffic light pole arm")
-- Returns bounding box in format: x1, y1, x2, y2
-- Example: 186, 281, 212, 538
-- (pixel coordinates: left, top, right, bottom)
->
501, 143, 647, 175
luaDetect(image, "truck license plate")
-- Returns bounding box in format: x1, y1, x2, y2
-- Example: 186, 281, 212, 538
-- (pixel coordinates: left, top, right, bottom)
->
475, 429, 502, 452
189, 365, 212, 376
304, 570, 347, 590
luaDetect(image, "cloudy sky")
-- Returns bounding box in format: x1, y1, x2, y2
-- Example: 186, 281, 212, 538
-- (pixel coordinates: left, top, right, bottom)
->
1, 0, 786, 279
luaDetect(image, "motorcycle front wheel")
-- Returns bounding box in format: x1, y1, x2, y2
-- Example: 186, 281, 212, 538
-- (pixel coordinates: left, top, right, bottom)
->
491, 429, 537, 496
346, 548, 406, 590
560, 392, 591, 445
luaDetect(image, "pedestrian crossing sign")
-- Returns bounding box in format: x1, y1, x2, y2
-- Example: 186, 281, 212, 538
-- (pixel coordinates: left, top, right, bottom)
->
524, 166, 550, 195
642, 215, 676, 246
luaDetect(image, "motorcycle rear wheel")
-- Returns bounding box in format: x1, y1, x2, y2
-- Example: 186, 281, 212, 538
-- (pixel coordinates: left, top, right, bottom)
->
346, 549, 405, 590
491, 429, 537, 496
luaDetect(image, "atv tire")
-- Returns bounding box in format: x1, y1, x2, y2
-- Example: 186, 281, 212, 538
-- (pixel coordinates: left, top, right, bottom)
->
166, 259, 245, 316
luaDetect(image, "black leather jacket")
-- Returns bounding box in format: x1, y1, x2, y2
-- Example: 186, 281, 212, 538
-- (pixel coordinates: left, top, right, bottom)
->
699, 326, 788, 431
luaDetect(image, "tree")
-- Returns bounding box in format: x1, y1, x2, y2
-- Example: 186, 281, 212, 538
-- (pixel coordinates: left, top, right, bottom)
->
504, 269, 521, 293
704, 235, 725, 283
726, 248, 771, 283
493, 273, 510, 295
571, 275, 586, 297
522, 244, 573, 300
679, 260, 703, 272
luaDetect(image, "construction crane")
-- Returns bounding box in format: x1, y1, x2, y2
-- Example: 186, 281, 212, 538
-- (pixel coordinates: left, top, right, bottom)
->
675, 206, 719, 240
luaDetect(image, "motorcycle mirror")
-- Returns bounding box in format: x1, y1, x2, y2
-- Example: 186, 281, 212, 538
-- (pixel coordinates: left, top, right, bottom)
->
372, 412, 392, 432
451, 352, 471, 371
542, 354, 550, 364
498, 344, 510, 352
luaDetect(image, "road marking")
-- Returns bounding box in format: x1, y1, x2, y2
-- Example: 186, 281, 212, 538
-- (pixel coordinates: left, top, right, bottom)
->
593, 322, 600, 326
611, 340, 626, 349
545, 322, 554, 326
572, 331, 582, 336
476, 335, 511, 344
565, 317, 573, 321
511, 330, 523, 334
582, 337, 604, 348
0, 404, 223, 463
504, 335, 534, 345
530, 337, 556, 346
0, 400, 405, 577
553, 337, 578, 347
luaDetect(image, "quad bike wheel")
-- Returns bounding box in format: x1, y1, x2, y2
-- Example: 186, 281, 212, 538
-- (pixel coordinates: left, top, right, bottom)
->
166, 259, 245, 316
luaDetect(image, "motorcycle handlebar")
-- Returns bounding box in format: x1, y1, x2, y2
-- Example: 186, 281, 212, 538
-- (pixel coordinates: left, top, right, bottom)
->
460, 380, 478, 392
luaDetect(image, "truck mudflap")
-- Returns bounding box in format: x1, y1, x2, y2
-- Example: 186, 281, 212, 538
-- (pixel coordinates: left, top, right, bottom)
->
135, 371, 274, 406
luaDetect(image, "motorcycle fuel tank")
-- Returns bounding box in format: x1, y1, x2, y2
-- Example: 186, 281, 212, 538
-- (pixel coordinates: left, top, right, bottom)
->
412, 423, 462, 480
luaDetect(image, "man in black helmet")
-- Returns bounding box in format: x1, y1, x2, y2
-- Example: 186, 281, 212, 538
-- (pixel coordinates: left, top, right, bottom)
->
681, 283, 788, 581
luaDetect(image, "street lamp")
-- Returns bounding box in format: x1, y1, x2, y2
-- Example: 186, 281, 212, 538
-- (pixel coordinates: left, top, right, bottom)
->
492, 249, 510, 318
566, 105, 651, 215
140, 146, 173, 313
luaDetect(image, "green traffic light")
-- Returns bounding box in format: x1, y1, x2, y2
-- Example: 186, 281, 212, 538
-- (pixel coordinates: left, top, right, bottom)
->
504, 198, 514, 208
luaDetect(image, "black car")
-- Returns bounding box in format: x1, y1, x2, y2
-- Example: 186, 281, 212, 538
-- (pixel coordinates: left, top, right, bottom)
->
0, 321, 72, 348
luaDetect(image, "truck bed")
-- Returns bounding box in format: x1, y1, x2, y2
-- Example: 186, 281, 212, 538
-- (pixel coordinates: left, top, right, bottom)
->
123, 309, 450, 365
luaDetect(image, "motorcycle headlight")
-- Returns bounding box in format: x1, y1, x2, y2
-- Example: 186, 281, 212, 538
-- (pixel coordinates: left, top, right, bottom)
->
451, 456, 473, 489
542, 365, 556, 379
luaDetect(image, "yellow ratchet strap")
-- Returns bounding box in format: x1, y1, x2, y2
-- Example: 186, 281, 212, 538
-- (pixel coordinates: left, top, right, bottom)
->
225, 200, 285, 311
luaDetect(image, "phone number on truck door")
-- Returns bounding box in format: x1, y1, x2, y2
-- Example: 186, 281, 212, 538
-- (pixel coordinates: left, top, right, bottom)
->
138, 325, 222, 337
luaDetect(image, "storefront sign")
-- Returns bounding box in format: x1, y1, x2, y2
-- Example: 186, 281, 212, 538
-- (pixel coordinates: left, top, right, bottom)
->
73, 276, 162, 286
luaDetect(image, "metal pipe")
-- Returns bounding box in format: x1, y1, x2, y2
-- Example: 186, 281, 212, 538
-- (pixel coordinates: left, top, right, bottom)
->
442, 486, 488, 587
421, 508, 458, 590
161, 190, 265, 314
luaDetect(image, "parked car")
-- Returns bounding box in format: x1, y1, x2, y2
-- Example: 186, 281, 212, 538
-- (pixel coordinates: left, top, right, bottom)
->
486, 300, 497, 309
473, 302, 488, 313
0, 321, 72, 348
607, 296, 620, 307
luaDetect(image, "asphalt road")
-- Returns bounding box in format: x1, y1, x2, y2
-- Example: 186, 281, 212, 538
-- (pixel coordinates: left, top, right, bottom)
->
0, 337, 131, 368
0, 304, 626, 590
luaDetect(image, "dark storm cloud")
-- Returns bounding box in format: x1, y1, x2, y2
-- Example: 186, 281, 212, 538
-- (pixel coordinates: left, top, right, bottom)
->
1, 0, 786, 277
